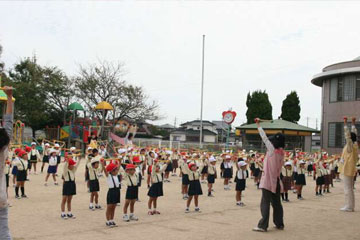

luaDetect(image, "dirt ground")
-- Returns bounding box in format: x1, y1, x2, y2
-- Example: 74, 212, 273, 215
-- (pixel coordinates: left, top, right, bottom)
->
7, 160, 360, 240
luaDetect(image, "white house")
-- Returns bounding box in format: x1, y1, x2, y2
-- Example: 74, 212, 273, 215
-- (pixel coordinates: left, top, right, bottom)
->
169, 120, 218, 143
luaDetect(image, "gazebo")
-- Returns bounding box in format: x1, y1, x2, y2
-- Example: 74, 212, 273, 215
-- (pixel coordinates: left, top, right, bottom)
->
236, 119, 320, 152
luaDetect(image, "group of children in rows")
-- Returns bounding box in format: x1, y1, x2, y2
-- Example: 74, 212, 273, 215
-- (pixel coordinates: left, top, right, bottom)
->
4, 141, 358, 228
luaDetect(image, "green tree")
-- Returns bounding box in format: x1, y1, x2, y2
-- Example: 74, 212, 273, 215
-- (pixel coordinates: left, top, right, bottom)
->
8, 57, 50, 137
246, 90, 273, 124
280, 91, 301, 123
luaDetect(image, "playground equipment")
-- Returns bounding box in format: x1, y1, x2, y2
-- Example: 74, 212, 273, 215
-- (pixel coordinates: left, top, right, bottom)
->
95, 101, 113, 137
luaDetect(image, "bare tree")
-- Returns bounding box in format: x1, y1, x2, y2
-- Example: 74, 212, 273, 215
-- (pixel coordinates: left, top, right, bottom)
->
74, 60, 160, 123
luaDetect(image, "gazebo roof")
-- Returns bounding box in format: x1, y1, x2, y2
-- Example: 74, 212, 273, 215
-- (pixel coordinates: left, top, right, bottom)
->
95, 101, 113, 110
68, 102, 84, 111
0, 90, 15, 102
237, 119, 319, 134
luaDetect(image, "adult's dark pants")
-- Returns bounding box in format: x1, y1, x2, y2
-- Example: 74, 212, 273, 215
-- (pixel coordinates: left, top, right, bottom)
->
257, 180, 284, 230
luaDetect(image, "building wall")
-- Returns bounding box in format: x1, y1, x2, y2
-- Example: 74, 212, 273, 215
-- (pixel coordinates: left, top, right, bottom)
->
304, 135, 312, 152
170, 134, 186, 141
321, 77, 360, 154
204, 135, 216, 143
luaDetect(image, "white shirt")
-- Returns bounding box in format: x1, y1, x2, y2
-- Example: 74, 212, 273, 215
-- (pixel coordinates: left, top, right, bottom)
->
237, 169, 248, 180
107, 175, 120, 188
49, 156, 57, 166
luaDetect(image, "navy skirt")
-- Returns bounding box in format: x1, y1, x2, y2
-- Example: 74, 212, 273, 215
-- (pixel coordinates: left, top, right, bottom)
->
63, 181, 76, 196
223, 168, 233, 179
201, 166, 208, 174
147, 182, 164, 198
107, 188, 120, 204
235, 178, 246, 191
296, 173, 306, 186
16, 170, 27, 182
126, 186, 139, 200
316, 176, 325, 186
42, 155, 49, 163
11, 166, 17, 175
165, 163, 173, 172
47, 165, 57, 174
182, 174, 190, 185
188, 180, 203, 196
254, 168, 261, 178
207, 174, 215, 184
307, 164, 313, 172
89, 179, 100, 192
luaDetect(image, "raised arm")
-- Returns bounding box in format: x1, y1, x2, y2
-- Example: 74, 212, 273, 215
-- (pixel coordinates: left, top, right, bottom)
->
255, 119, 274, 153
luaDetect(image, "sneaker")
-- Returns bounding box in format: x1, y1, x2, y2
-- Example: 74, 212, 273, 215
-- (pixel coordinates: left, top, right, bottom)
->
129, 214, 138, 221
236, 202, 241, 206
110, 222, 118, 227
106, 222, 112, 227
67, 214, 76, 219
340, 207, 354, 212
253, 227, 267, 232
284, 199, 290, 202
153, 210, 160, 215
54, 182, 59, 186
123, 215, 130, 222
185, 208, 190, 213
208, 194, 214, 197
239, 202, 245, 207
195, 208, 201, 213
44, 183, 48, 186
15, 195, 21, 199
298, 197, 304, 200
21, 195, 28, 198
89, 206, 95, 211
61, 214, 68, 220
148, 211, 154, 215
95, 205, 102, 210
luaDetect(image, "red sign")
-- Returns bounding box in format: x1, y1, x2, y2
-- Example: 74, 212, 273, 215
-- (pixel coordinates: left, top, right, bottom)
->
222, 110, 237, 124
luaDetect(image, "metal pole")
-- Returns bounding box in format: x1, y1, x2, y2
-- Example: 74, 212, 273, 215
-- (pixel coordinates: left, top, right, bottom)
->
200, 34, 205, 148
226, 123, 230, 149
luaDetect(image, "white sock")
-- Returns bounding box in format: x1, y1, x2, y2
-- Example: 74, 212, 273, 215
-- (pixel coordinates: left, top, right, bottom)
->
237, 201, 240, 204
130, 213, 134, 217
68, 212, 72, 215
61, 212, 65, 215
89, 203, 93, 207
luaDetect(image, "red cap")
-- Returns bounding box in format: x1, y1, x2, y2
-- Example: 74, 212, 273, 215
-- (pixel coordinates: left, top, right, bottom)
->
106, 163, 118, 172
25, 146, 32, 153
188, 163, 196, 169
68, 158, 76, 166
126, 164, 136, 170
180, 152, 186, 156
18, 150, 27, 158
14, 148, 21, 154
132, 156, 141, 163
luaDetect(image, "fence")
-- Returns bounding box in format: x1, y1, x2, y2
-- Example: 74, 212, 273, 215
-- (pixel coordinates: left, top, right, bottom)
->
133, 138, 243, 153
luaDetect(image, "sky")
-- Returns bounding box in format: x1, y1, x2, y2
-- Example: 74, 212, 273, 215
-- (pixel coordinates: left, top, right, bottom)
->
1, 1, 360, 129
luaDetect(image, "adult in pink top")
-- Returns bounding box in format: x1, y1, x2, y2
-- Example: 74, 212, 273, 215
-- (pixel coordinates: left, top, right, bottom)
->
253, 118, 285, 232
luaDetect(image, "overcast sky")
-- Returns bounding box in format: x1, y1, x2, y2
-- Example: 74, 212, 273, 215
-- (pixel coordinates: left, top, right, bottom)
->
1, 1, 360, 129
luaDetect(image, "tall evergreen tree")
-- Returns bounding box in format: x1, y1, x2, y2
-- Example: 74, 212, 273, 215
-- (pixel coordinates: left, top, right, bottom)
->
280, 91, 301, 123
246, 90, 273, 124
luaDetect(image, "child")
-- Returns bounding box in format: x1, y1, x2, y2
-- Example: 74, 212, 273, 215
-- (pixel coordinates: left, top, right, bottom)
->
295, 160, 306, 200
164, 151, 173, 182
102, 162, 120, 227
200, 154, 208, 184
87, 156, 102, 210
179, 156, 189, 200
171, 149, 179, 176
4, 158, 11, 205
281, 162, 292, 202
147, 160, 170, 215
184, 163, 203, 213
45, 150, 58, 186
133, 156, 143, 201
13, 150, 28, 199
235, 161, 248, 206
61, 157, 81, 219
207, 156, 217, 197
40, 143, 50, 173
139, 148, 146, 177
11, 148, 20, 187
307, 159, 313, 177
315, 161, 325, 196
253, 158, 261, 189
119, 164, 140, 222
223, 155, 233, 190
28, 142, 40, 174
146, 151, 156, 189
323, 163, 331, 194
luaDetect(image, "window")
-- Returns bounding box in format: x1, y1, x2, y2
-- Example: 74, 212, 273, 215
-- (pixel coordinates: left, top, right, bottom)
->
330, 78, 337, 102
356, 75, 360, 100
343, 75, 356, 101
328, 122, 360, 148
337, 78, 343, 101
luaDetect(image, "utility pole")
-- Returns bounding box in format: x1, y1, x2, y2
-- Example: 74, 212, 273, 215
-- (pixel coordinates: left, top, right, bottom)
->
199, 34, 205, 148
174, 117, 177, 128
307, 117, 309, 127
316, 118, 318, 130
